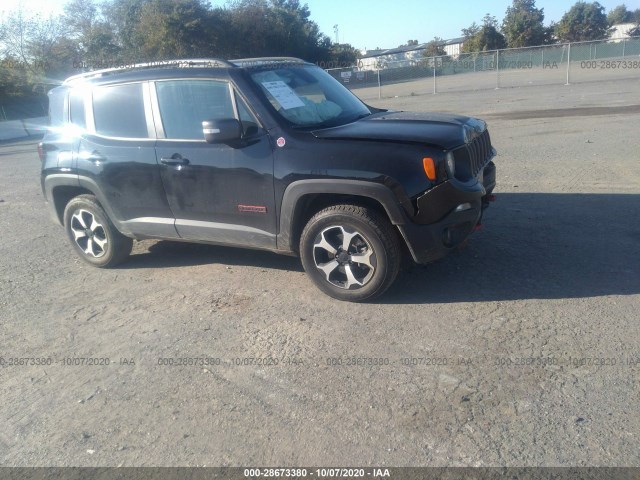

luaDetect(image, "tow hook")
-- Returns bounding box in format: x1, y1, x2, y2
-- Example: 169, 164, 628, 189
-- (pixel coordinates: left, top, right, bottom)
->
482, 193, 496, 211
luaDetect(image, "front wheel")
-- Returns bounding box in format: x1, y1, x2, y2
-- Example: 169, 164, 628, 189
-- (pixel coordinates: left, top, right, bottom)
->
299, 205, 401, 302
63, 195, 132, 267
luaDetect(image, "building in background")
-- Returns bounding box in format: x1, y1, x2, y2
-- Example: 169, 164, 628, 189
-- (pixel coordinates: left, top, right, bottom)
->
441, 37, 465, 57
609, 23, 638, 41
359, 37, 465, 71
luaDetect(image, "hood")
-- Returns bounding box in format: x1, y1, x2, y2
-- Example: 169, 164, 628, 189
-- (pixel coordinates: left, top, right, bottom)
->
311, 111, 485, 150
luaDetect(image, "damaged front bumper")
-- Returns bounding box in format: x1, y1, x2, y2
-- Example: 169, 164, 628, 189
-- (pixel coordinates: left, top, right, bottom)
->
398, 161, 496, 264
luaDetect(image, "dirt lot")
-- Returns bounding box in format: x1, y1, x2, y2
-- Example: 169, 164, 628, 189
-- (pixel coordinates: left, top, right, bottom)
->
1, 77, 639, 467
353, 58, 640, 100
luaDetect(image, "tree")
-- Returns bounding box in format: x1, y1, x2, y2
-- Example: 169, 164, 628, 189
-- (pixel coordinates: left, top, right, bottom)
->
502, 0, 547, 47
63, 0, 120, 64
555, 2, 609, 42
423, 37, 446, 57
104, 0, 148, 58
1, 0, 341, 101
0, 8, 68, 89
607, 4, 633, 25
461, 22, 481, 40
328, 43, 361, 67
462, 14, 507, 52
225, 0, 331, 61
543, 22, 558, 44
608, 6, 640, 38
131, 0, 214, 59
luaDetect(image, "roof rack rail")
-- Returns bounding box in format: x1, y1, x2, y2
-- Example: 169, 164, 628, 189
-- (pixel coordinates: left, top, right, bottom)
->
230, 57, 307, 67
63, 58, 235, 84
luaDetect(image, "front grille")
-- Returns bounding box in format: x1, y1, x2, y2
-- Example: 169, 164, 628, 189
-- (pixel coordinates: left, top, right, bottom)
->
465, 129, 492, 178
452, 129, 493, 181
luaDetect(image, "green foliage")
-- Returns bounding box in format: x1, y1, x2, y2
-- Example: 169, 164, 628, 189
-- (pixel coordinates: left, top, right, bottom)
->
1, 0, 355, 99
423, 37, 446, 57
0, 8, 71, 95
607, 4, 634, 25
461, 22, 481, 40
462, 14, 507, 52
225, 0, 332, 61
607, 5, 640, 36
502, 0, 547, 47
328, 43, 361, 67
555, 2, 609, 42
64, 0, 120, 64
131, 0, 214, 59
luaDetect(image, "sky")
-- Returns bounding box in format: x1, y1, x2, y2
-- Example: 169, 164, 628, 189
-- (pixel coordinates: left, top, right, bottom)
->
2, 0, 640, 51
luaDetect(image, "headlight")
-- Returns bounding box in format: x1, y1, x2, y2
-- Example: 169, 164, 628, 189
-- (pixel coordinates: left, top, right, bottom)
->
464, 119, 486, 143
462, 125, 473, 144
445, 151, 456, 178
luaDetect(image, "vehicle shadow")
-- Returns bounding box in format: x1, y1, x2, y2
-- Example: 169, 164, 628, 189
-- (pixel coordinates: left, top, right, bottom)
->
124, 240, 304, 272
122, 193, 639, 303
384, 192, 640, 304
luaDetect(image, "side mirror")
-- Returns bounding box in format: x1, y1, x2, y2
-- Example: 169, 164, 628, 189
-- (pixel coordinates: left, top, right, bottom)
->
202, 118, 242, 144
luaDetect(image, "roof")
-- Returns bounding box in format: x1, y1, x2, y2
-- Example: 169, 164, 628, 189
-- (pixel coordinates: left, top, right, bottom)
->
442, 37, 465, 46
362, 44, 427, 59
63, 57, 308, 85
361, 37, 466, 59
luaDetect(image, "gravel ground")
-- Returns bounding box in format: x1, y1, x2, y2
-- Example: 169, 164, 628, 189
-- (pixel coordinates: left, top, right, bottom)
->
352, 59, 640, 100
0, 77, 639, 467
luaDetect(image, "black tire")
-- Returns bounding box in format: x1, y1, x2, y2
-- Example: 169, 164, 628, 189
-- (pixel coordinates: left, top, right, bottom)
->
63, 194, 132, 268
299, 204, 402, 302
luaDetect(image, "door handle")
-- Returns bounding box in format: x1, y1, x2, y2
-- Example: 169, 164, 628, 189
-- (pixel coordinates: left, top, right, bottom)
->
160, 153, 190, 166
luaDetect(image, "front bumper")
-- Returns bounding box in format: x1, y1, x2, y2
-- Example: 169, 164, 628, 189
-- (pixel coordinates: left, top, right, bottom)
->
398, 161, 496, 264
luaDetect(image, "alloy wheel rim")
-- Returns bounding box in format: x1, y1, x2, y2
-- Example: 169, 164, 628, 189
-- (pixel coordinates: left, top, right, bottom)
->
70, 209, 108, 258
312, 225, 376, 290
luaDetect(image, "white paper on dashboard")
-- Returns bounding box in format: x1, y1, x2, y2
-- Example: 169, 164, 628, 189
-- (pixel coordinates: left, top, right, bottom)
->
261, 81, 305, 110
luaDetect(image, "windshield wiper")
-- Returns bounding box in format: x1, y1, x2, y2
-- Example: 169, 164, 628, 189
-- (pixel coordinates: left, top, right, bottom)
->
291, 112, 372, 130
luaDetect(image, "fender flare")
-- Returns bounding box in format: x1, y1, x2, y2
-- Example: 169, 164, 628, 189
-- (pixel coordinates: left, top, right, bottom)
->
43, 174, 131, 235
277, 179, 408, 252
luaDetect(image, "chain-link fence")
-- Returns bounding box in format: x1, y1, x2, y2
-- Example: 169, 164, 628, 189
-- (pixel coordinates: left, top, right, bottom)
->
326, 37, 640, 101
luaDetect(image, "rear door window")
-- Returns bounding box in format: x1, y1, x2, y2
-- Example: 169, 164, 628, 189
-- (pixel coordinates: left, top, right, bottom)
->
92, 83, 148, 138
155, 80, 234, 140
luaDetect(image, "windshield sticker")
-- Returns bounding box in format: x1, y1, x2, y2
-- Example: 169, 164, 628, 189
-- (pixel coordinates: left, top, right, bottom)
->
261, 81, 305, 110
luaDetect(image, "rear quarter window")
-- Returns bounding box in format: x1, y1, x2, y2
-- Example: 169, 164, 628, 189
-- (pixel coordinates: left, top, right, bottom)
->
92, 83, 148, 138
69, 90, 86, 128
48, 89, 66, 127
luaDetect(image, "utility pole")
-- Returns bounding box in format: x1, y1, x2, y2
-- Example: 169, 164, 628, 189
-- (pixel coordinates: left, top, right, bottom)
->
333, 24, 339, 44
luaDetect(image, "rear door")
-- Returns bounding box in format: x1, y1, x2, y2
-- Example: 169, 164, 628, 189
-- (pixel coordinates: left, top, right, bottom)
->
77, 81, 178, 238
152, 78, 276, 249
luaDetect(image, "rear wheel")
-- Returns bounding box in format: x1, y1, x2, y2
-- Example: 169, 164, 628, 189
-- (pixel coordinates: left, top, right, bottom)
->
300, 204, 401, 302
63, 195, 132, 267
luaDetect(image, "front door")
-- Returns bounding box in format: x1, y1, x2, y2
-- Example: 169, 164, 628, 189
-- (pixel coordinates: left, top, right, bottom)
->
152, 79, 276, 249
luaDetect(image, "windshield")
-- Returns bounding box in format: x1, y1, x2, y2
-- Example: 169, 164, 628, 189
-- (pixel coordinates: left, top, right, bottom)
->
249, 65, 371, 128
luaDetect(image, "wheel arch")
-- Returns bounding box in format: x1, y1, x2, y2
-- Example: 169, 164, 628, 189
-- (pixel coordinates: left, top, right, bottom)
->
44, 174, 126, 234
278, 179, 408, 253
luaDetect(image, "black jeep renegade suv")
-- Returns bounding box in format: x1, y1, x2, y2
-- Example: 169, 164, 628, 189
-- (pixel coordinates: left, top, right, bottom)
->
40, 57, 496, 301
